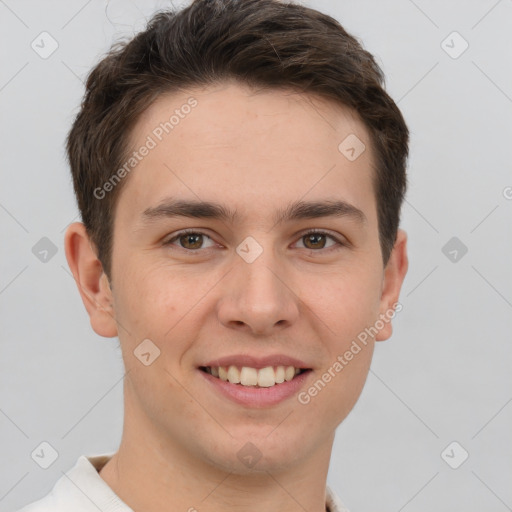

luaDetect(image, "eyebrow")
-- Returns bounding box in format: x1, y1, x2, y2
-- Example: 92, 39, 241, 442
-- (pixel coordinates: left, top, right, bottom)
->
140, 197, 367, 226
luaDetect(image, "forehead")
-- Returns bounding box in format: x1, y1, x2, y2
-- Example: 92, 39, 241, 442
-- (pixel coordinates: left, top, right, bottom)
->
117, 81, 377, 227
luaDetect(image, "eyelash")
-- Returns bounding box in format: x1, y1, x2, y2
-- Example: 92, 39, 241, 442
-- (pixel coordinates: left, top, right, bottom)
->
163, 228, 346, 254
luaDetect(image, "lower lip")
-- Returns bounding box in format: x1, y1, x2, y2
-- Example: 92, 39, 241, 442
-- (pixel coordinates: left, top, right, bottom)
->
199, 369, 311, 407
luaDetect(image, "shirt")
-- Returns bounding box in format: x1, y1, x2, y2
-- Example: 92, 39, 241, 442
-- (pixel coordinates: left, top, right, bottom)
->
15, 453, 351, 512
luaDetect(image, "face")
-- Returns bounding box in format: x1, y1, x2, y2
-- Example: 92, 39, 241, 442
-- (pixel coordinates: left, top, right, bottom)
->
74, 81, 407, 474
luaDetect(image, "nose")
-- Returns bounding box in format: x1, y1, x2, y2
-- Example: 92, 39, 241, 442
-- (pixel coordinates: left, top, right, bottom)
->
216, 248, 300, 336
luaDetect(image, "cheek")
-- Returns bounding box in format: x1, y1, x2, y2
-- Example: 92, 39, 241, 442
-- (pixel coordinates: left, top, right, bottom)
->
112, 260, 183, 342
301, 267, 382, 341
112, 260, 217, 369
297, 344, 374, 432
301, 269, 381, 423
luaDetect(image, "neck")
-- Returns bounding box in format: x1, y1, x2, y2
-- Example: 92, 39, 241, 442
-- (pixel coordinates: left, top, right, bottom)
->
99, 398, 334, 512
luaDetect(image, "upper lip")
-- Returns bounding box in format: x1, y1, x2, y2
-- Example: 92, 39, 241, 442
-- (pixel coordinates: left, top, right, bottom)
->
201, 354, 311, 370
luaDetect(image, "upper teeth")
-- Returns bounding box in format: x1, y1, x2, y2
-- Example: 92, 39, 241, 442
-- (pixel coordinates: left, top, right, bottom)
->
207, 366, 301, 387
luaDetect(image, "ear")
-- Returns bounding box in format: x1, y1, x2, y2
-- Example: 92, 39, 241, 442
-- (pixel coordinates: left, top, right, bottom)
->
64, 222, 118, 338
375, 228, 408, 341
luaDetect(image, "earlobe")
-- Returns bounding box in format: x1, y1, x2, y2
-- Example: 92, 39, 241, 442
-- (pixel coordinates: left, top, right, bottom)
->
64, 222, 118, 338
375, 228, 409, 342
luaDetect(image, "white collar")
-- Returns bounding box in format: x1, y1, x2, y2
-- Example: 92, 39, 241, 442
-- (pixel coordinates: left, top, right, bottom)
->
25, 453, 350, 512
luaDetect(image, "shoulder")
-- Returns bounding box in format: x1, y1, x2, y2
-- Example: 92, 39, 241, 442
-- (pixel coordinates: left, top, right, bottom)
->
326, 485, 351, 512
12, 453, 119, 512
12, 493, 56, 512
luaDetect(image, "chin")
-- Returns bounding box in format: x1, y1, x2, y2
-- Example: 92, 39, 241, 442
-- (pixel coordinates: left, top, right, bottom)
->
198, 426, 314, 475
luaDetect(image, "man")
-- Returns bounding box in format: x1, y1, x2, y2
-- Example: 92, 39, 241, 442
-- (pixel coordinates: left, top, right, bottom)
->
17, 0, 408, 510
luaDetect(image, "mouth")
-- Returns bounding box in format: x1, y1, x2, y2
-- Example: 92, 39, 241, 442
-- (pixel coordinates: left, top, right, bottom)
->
198, 355, 314, 407
199, 365, 311, 388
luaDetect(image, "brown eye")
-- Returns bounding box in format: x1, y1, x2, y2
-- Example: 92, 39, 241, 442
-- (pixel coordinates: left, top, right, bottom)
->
164, 230, 216, 251
179, 233, 204, 249
303, 232, 327, 249
296, 229, 349, 256
296, 230, 341, 252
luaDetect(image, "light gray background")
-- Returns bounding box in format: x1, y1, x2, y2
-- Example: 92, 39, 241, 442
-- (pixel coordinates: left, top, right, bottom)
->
1, 0, 511, 511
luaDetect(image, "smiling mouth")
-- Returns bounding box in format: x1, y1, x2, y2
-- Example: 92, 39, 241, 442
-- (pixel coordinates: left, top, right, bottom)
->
199, 365, 311, 388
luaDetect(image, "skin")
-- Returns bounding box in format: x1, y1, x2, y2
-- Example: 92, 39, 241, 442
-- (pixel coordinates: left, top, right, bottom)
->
65, 81, 408, 512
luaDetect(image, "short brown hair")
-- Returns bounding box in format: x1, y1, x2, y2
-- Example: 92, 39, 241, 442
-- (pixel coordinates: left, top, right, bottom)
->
66, 0, 409, 279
